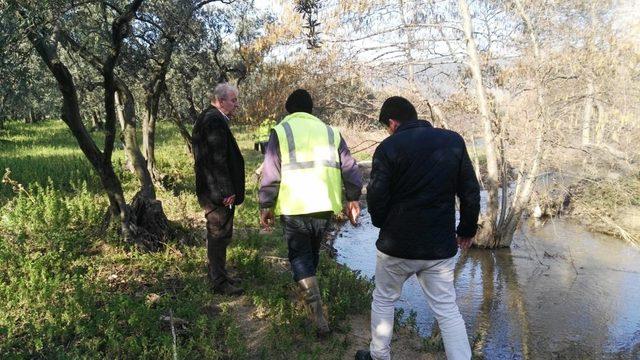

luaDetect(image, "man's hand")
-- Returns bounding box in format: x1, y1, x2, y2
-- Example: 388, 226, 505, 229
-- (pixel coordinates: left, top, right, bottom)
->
223, 194, 236, 207
456, 236, 474, 250
260, 208, 275, 232
346, 201, 361, 226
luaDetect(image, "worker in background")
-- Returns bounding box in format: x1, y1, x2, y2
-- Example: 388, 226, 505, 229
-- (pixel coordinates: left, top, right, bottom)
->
254, 117, 276, 154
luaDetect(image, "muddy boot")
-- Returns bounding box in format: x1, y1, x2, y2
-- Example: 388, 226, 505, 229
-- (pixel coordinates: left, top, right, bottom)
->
298, 276, 331, 337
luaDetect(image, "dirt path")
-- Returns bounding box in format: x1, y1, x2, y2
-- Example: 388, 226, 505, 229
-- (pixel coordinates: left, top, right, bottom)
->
226, 296, 443, 359
342, 314, 443, 360
219, 270, 444, 359
227, 297, 272, 358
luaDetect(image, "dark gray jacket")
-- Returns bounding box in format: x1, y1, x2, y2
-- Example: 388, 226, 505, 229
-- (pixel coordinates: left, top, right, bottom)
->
259, 123, 362, 210
192, 106, 245, 207
367, 120, 480, 260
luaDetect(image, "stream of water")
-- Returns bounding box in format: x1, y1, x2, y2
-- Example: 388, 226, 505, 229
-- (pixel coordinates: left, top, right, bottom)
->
334, 208, 640, 359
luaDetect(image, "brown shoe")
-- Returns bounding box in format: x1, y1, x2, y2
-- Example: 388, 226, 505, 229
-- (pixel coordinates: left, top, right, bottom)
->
213, 280, 244, 296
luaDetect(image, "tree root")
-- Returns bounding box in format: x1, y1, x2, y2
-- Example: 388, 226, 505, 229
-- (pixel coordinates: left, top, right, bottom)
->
127, 191, 170, 251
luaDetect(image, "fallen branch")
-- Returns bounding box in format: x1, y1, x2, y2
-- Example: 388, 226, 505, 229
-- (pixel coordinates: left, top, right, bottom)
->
169, 309, 178, 360
351, 140, 381, 155
598, 214, 639, 247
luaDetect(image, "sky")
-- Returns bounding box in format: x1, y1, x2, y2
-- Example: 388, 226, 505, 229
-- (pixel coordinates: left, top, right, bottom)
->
613, 0, 640, 51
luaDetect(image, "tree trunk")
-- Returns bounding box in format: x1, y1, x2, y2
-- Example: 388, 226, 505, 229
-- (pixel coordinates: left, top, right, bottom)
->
470, 135, 483, 188
182, 77, 200, 123
594, 103, 606, 145
114, 92, 126, 131
492, 0, 549, 247
143, 86, 164, 183
399, 0, 416, 88
20, 0, 169, 251
92, 109, 103, 130
24, 20, 131, 238
581, 1, 599, 148
102, 0, 168, 250
114, 91, 135, 174
581, 80, 594, 147
115, 82, 156, 200
163, 88, 194, 155
0, 96, 5, 129
459, 0, 501, 247
142, 38, 176, 184
90, 111, 98, 130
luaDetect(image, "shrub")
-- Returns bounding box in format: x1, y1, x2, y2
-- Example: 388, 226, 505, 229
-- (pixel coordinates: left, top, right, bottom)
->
1, 178, 105, 242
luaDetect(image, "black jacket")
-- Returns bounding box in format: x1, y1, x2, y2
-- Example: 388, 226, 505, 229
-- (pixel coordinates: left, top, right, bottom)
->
367, 120, 480, 260
192, 106, 245, 207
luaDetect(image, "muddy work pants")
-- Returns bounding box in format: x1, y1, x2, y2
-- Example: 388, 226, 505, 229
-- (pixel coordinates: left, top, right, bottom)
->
205, 205, 235, 286
281, 213, 331, 281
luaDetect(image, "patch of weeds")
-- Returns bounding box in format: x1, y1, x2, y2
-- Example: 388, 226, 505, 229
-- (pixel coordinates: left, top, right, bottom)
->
395, 308, 418, 333
0, 120, 379, 358
422, 328, 445, 353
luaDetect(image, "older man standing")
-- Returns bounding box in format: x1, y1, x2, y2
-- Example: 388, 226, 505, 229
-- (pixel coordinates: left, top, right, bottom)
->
192, 83, 245, 296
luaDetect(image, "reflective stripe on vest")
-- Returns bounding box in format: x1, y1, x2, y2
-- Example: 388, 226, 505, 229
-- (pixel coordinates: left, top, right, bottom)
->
274, 112, 343, 215
280, 121, 340, 170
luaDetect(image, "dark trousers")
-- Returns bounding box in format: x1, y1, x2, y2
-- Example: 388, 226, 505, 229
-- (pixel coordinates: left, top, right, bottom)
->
205, 205, 235, 286
281, 213, 331, 282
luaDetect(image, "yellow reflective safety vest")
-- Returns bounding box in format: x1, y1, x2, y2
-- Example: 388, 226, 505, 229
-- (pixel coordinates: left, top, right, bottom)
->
273, 112, 343, 215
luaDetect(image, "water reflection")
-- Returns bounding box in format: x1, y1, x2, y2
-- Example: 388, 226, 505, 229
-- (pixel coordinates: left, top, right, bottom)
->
334, 208, 640, 359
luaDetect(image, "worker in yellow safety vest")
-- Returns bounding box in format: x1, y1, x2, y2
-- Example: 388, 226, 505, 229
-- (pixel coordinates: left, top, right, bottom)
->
259, 89, 362, 337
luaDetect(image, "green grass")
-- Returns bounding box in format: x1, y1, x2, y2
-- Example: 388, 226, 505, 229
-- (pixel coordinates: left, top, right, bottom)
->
0, 120, 373, 358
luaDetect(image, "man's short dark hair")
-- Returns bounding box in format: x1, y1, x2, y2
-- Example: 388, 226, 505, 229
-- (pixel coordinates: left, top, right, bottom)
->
379, 96, 418, 126
285, 89, 313, 114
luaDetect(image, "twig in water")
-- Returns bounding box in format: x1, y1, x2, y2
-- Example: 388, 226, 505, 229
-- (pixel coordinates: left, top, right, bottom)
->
567, 250, 579, 276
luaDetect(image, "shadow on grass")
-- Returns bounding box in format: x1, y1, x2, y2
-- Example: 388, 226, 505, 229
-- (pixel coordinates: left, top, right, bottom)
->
0, 224, 246, 358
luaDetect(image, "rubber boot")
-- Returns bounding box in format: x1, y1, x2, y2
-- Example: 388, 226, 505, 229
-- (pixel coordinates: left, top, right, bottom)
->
298, 276, 331, 337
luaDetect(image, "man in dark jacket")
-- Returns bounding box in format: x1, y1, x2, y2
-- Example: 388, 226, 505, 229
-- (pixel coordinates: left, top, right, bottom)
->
192, 83, 245, 296
356, 97, 480, 360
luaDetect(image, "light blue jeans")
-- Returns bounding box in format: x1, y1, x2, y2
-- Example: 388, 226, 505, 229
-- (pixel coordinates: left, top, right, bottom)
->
370, 250, 471, 360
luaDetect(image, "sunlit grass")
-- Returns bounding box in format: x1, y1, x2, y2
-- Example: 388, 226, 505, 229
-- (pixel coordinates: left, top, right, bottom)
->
0, 119, 372, 358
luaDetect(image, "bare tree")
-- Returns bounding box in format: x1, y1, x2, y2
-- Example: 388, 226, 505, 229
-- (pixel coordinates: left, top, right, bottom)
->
458, 0, 502, 246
